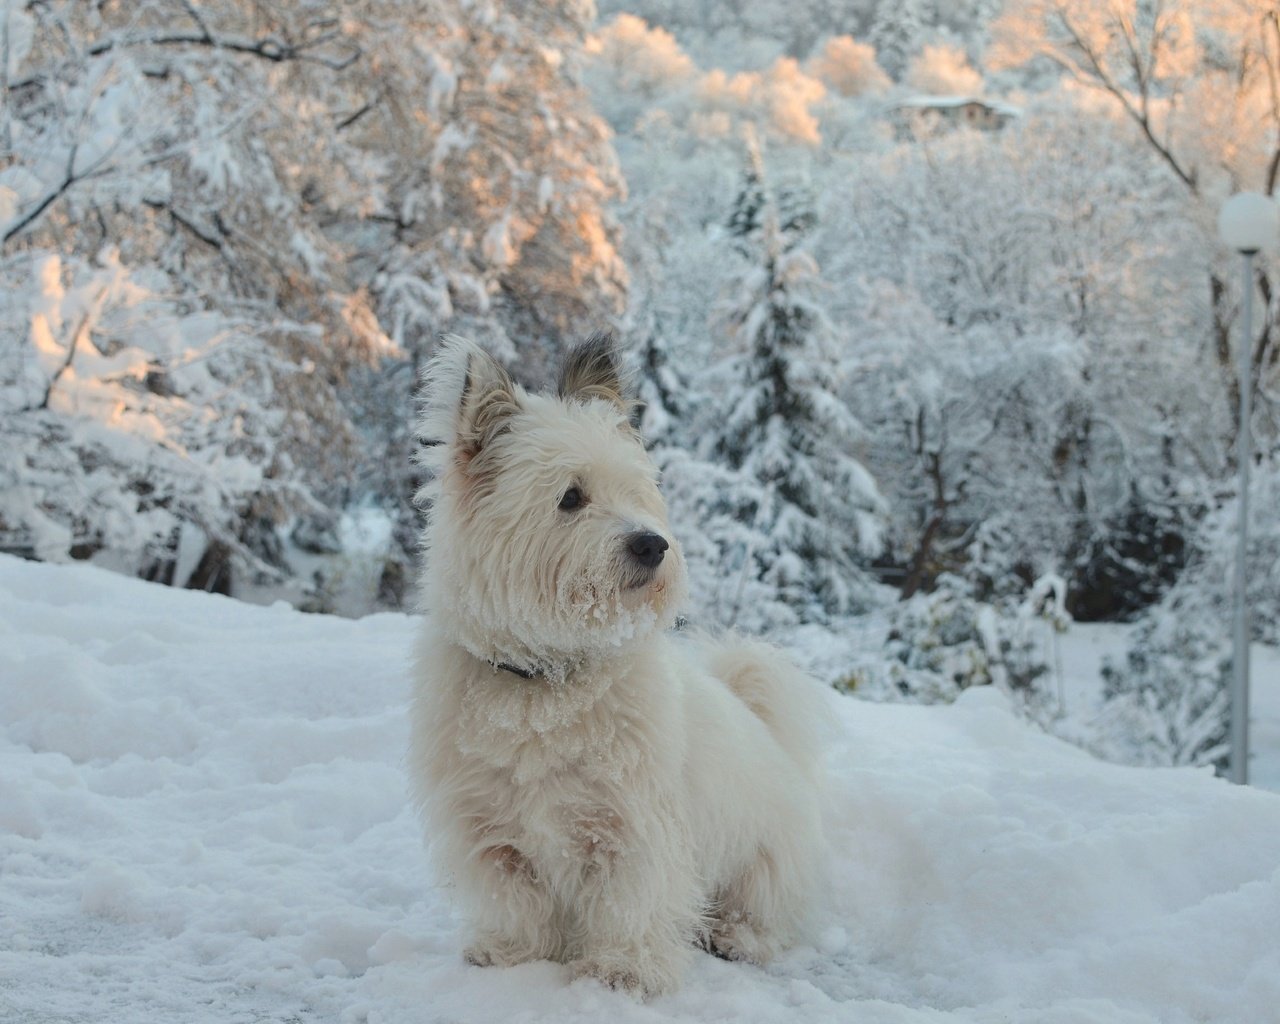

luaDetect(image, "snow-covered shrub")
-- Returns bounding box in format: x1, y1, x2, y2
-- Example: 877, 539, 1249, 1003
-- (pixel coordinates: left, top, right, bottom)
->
881, 584, 1004, 703
0, 251, 354, 590
1092, 460, 1280, 772
865, 570, 1054, 706
1171, 460, 1280, 645
1094, 598, 1230, 772
839, 570, 1070, 716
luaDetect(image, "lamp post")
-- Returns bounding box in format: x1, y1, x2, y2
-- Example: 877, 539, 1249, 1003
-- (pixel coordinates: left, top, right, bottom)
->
1217, 192, 1278, 785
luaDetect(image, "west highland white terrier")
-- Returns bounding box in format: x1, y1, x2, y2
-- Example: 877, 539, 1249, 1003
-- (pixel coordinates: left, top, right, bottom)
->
408, 334, 824, 998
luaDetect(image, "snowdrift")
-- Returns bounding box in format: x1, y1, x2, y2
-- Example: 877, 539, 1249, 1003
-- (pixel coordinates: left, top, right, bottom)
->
2, 555, 1277, 1024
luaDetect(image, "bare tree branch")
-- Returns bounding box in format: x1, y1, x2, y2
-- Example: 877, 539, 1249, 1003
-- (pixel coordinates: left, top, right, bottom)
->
178, 0, 214, 43
1052, 10, 1199, 193
336, 95, 379, 131
143, 197, 224, 249
2, 137, 94, 246
26, 286, 106, 413
1261, 11, 1280, 193
85, 28, 361, 71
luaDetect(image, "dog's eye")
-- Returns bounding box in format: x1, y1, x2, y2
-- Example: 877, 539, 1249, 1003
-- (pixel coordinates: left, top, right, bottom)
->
559, 486, 584, 512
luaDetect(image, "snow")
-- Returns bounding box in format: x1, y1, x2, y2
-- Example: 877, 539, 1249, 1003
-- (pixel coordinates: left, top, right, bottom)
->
3, 554, 1280, 1024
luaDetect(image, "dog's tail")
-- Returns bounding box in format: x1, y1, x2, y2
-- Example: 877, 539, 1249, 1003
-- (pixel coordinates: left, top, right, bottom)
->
698, 634, 826, 787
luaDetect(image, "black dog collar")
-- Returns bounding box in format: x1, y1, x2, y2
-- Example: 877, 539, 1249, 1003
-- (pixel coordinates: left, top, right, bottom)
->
492, 660, 538, 680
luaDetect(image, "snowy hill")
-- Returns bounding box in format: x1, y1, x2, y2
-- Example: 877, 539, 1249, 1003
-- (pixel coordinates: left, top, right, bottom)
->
2, 555, 1278, 1024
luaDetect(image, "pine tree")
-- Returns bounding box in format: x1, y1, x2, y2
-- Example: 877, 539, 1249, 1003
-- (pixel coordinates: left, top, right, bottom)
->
713, 157, 886, 621
727, 135, 769, 258
870, 0, 932, 81
727, 131, 815, 257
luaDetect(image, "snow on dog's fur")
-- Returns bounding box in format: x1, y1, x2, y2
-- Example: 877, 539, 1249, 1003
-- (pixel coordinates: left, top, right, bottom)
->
408, 334, 825, 998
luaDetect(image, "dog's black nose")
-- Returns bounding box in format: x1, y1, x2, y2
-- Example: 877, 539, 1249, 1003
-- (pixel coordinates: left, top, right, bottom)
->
628, 532, 669, 569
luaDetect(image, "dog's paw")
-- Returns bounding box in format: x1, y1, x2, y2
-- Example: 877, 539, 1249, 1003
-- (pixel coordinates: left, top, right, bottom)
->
463, 934, 539, 968
569, 953, 679, 1000
463, 944, 499, 967
705, 920, 777, 965
570, 958, 644, 996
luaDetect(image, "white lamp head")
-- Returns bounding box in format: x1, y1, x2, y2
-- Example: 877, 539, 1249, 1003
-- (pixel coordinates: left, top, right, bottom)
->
1218, 192, 1279, 254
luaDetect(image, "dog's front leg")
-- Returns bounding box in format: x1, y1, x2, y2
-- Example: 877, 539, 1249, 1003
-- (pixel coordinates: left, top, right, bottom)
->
567, 811, 697, 999
459, 842, 559, 967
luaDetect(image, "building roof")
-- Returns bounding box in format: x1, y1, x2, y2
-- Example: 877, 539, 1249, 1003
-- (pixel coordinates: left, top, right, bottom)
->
893, 95, 1023, 118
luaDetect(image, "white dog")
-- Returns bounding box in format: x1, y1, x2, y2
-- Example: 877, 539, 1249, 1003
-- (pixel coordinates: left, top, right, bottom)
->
408, 334, 824, 998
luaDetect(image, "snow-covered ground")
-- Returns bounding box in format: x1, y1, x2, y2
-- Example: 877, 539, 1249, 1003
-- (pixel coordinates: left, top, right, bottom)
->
3, 555, 1279, 1024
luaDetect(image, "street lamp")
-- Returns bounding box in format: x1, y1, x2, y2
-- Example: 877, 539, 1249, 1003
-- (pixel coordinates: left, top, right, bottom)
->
1217, 191, 1278, 785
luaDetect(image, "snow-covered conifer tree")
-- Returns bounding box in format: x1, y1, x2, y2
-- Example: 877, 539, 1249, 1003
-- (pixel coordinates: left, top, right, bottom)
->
869, 0, 932, 80
712, 148, 886, 621
727, 154, 768, 257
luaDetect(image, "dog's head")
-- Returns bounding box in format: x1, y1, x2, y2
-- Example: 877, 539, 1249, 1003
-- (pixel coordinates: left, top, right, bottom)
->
418, 333, 687, 673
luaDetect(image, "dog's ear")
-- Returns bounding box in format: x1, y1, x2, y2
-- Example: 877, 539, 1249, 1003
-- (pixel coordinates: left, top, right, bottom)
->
557, 332, 631, 412
458, 345, 520, 462
421, 336, 520, 469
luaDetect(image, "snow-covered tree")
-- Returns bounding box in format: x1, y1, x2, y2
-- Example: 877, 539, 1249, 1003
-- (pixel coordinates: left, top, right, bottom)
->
594, 0, 877, 65
805, 35, 891, 97
0, 1, 380, 593
584, 14, 697, 132
991, 0, 1280, 461
333, 0, 632, 588
869, 0, 933, 80
711, 151, 886, 620
0, 0, 629, 605
693, 58, 829, 146
465, 1, 628, 359
2, 1, 383, 348
609, 129, 800, 633
0, 251, 357, 591
811, 102, 1212, 616
905, 43, 982, 95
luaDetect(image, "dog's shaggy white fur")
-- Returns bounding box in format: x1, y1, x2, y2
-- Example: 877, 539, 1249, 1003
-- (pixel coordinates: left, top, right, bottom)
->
408, 335, 824, 998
